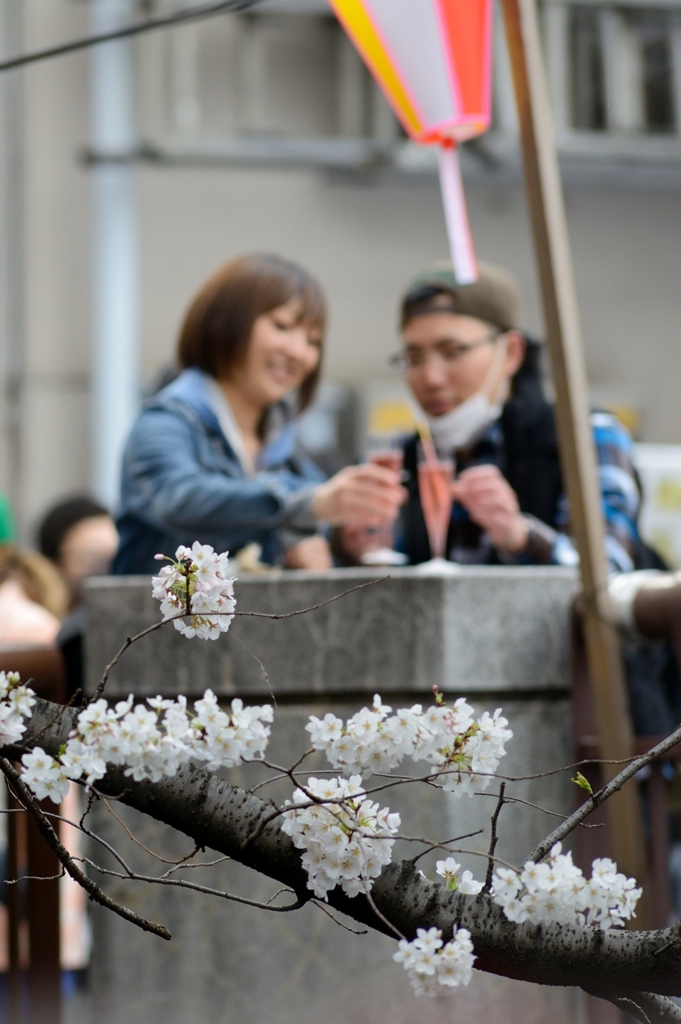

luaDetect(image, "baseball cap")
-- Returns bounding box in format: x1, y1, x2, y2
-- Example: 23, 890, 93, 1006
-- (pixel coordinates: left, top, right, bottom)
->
400, 260, 520, 332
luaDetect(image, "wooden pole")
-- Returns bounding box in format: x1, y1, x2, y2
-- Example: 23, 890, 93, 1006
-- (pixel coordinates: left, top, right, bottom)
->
499, 0, 648, 898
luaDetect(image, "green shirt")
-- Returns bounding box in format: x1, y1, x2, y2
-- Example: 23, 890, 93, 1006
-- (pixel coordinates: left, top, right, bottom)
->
0, 493, 17, 544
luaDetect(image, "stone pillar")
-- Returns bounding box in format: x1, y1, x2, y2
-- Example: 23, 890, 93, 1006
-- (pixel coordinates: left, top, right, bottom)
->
82, 567, 584, 1024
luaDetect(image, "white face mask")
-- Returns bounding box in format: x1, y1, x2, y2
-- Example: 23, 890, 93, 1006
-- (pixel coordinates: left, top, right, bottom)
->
425, 337, 509, 451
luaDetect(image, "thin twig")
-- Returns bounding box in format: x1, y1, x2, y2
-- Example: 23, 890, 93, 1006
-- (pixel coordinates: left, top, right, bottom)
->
232, 577, 389, 620
228, 632, 276, 713
30, 689, 82, 742
249, 771, 290, 794
79, 788, 98, 829
159, 856, 231, 879
365, 888, 405, 940
241, 799, 285, 850
409, 830, 485, 867
485, 783, 506, 891
610, 995, 652, 1024
90, 618, 178, 703
475, 790, 602, 828
76, 818, 147, 877
528, 720, 681, 864
6, 868, 66, 884
0, 758, 171, 940
311, 900, 368, 935
91, 577, 388, 703
396, 832, 484, 850
84, 858, 307, 912
102, 795, 202, 866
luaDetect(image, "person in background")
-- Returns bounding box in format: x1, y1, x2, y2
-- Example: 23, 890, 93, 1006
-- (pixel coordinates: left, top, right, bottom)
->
0, 492, 16, 548
39, 496, 119, 609
0, 546, 67, 646
338, 260, 674, 736
392, 260, 646, 573
113, 254, 405, 575
0, 493, 68, 646
38, 496, 119, 699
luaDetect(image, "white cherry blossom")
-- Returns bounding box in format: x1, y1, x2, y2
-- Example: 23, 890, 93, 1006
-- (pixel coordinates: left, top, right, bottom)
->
491, 842, 641, 929
280, 775, 400, 899
305, 692, 512, 795
0, 671, 35, 746
152, 543, 236, 640
21, 747, 70, 802
436, 857, 484, 895
393, 926, 475, 996
2, 670, 273, 801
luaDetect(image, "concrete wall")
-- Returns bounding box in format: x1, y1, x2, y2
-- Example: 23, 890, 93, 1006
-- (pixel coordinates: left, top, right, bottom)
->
1, 0, 681, 535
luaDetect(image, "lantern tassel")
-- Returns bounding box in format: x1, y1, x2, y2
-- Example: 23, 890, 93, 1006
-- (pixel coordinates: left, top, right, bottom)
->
438, 144, 478, 285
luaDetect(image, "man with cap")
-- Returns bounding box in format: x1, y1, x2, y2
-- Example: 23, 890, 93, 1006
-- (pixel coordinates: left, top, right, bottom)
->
388, 260, 681, 739
393, 260, 644, 571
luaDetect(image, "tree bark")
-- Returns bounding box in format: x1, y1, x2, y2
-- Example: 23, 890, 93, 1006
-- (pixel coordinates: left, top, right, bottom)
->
7, 698, 681, 1018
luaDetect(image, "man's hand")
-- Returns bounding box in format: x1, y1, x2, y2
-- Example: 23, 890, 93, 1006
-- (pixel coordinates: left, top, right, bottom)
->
283, 535, 333, 571
452, 465, 528, 554
312, 465, 407, 528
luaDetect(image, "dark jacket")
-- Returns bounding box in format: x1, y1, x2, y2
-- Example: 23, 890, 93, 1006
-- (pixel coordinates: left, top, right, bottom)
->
400, 339, 563, 565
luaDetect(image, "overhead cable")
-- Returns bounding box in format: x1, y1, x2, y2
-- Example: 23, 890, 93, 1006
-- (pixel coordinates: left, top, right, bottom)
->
0, 0, 267, 75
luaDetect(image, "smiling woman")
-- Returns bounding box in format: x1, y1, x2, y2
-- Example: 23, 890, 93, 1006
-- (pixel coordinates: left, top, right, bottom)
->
113, 254, 406, 575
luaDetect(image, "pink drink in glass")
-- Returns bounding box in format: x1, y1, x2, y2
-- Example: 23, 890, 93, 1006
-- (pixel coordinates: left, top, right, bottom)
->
417, 458, 454, 560
365, 437, 405, 553
368, 450, 404, 475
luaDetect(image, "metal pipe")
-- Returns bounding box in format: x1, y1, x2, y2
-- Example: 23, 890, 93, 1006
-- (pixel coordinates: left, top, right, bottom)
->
90, 0, 140, 508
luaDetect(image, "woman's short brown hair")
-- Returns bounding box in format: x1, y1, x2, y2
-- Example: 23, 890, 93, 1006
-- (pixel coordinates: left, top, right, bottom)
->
177, 253, 326, 412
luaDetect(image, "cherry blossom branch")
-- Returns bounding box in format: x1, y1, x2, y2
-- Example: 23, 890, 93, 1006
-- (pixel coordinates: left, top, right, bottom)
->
8, 697, 681, 1004
0, 757, 172, 941
529, 720, 681, 863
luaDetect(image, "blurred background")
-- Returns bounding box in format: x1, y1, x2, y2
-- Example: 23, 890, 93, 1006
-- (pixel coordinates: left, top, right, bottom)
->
1, 0, 681, 556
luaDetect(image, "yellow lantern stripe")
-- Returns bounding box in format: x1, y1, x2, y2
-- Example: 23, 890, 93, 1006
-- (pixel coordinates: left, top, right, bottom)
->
328, 0, 424, 138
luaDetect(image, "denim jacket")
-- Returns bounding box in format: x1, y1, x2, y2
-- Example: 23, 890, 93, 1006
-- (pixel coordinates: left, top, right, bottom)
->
112, 369, 325, 575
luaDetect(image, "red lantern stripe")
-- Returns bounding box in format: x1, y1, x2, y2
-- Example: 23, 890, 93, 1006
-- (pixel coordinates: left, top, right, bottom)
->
436, 0, 492, 121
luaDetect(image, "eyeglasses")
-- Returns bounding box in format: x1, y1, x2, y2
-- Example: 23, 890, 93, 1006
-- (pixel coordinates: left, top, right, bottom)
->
389, 330, 501, 373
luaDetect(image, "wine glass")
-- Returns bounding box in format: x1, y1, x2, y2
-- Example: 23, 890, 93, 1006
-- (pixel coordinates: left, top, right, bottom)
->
366, 433, 404, 475
417, 441, 454, 562
360, 433, 407, 565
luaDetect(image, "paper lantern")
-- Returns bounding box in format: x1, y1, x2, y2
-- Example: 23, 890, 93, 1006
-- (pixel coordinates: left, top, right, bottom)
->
328, 0, 493, 283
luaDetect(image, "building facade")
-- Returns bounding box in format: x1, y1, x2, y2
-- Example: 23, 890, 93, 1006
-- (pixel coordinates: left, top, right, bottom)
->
1, 0, 681, 534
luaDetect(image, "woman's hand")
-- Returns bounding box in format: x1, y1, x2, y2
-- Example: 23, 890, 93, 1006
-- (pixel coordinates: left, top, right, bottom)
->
452, 465, 528, 554
283, 535, 333, 571
312, 465, 407, 527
